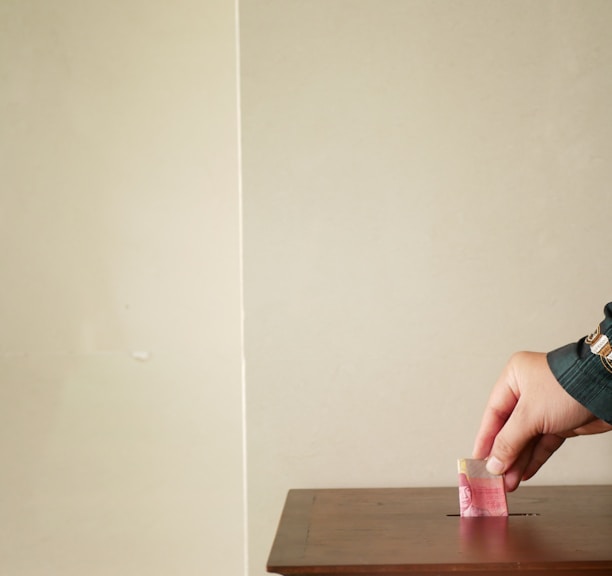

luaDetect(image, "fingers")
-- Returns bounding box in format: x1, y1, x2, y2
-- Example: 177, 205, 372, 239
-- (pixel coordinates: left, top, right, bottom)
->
472, 363, 520, 460
502, 434, 565, 491
503, 438, 537, 492
521, 434, 566, 483
573, 419, 612, 436
472, 406, 508, 460
485, 400, 539, 477
496, 420, 609, 490
518, 422, 612, 483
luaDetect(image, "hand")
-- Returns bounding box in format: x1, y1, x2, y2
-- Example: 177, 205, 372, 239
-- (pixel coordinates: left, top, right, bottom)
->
473, 351, 612, 492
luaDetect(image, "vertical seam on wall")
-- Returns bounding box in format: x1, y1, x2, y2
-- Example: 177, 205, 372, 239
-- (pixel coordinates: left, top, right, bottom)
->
235, 0, 249, 574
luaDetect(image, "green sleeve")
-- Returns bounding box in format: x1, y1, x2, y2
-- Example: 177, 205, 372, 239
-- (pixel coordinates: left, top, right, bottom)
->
547, 303, 612, 425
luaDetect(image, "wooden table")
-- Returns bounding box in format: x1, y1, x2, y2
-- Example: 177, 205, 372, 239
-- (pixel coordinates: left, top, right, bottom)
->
267, 486, 612, 575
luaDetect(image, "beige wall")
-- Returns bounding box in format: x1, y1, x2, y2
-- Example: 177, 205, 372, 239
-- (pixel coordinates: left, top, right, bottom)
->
241, 2, 612, 576
1, 2, 244, 575
3, 2, 612, 576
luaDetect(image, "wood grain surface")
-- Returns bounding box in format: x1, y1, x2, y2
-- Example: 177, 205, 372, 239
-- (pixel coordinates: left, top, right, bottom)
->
267, 486, 612, 575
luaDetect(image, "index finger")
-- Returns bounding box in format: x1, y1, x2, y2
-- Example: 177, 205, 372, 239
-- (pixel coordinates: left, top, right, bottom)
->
472, 375, 519, 459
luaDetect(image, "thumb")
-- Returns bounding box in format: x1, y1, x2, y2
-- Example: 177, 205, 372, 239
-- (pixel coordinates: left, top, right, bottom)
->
485, 405, 536, 476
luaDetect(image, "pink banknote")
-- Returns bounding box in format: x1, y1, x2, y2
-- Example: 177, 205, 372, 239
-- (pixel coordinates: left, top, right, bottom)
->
457, 458, 508, 517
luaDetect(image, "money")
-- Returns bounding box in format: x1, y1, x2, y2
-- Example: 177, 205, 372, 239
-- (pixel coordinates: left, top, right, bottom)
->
457, 458, 508, 517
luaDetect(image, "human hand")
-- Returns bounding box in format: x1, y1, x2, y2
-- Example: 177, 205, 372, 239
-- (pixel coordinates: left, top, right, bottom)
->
473, 351, 612, 492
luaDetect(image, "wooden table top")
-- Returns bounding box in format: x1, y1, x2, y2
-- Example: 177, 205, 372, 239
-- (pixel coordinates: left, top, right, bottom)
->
267, 485, 612, 575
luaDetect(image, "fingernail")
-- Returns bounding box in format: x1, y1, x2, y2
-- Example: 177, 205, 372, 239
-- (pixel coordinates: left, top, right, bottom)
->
486, 456, 504, 475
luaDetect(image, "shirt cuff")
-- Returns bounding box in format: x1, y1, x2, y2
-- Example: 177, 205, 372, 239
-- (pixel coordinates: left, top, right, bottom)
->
546, 303, 612, 426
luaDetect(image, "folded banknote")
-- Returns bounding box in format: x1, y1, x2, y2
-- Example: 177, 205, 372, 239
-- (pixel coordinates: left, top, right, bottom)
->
457, 458, 508, 517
